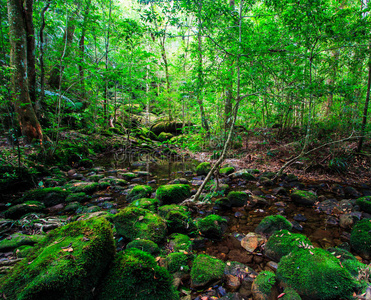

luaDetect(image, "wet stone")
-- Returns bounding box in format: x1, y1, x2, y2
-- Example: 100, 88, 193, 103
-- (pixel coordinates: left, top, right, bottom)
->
293, 214, 307, 222
317, 199, 339, 214
326, 216, 339, 226
273, 187, 288, 196
291, 221, 303, 231
344, 186, 362, 198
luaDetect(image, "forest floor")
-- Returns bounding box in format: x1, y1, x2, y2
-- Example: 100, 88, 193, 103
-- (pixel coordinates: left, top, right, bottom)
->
186, 129, 371, 187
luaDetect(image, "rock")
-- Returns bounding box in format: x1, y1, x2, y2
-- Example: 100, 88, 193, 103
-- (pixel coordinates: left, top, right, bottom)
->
156, 184, 191, 205
126, 239, 160, 255
196, 162, 211, 176
285, 174, 298, 182
151, 120, 182, 135
251, 271, 278, 300
168, 233, 193, 252
170, 178, 190, 184
229, 169, 256, 180
293, 214, 307, 222
119, 172, 137, 181
65, 192, 91, 203
259, 177, 274, 186
98, 248, 178, 300
164, 209, 197, 235
265, 261, 278, 273
0, 218, 115, 299
128, 198, 159, 212
46, 203, 65, 213
67, 169, 76, 177
224, 261, 257, 294
219, 292, 245, 300
276, 248, 355, 299
197, 214, 227, 240
165, 252, 189, 274
356, 196, 371, 214
3, 201, 45, 219
0, 233, 45, 251
220, 167, 235, 176
291, 190, 318, 206
255, 215, 293, 236
241, 232, 266, 253
126, 185, 153, 202
350, 218, 371, 259
344, 186, 362, 198
280, 287, 302, 300
273, 187, 288, 196
113, 207, 167, 243
66, 182, 110, 194
226, 191, 249, 207
190, 254, 225, 288
339, 214, 355, 229
64, 201, 81, 212
20, 187, 69, 207
264, 230, 313, 262
316, 199, 339, 214
99, 177, 128, 186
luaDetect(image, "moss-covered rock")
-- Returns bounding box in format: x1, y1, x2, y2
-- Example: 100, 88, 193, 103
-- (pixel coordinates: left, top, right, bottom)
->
99, 177, 128, 187
126, 185, 153, 202
196, 162, 211, 176
0, 233, 45, 251
158, 132, 174, 142
158, 204, 189, 218
119, 172, 137, 181
3, 201, 45, 219
98, 248, 179, 300
265, 230, 312, 261
0, 217, 115, 299
276, 248, 355, 300
156, 184, 191, 205
229, 169, 256, 180
113, 207, 167, 243
226, 191, 249, 207
67, 182, 110, 194
128, 198, 159, 212
255, 215, 293, 236
65, 192, 91, 203
126, 239, 160, 256
168, 233, 193, 252
280, 287, 302, 300
356, 196, 371, 214
78, 158, 94, 168
350, 219, 371, 259
20, 187, 69, 207
15, 245, 35, 258
251, 271, 277, 300
151, 120, 182, 135
164, 210, 196, 235
191, 254, 225, 288
290, 190, 318, 206
197, 214, 227, 240
219, 167, 235, 175
166, 252, 189, 274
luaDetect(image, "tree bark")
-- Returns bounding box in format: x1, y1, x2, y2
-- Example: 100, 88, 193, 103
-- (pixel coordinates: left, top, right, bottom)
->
8, 0, 43, 143
79, 0, 91, 99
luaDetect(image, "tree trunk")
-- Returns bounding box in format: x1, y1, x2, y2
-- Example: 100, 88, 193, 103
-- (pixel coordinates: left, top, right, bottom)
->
79, 0, 91, 99
8, 0, 43, 143
104, 0, 112, 127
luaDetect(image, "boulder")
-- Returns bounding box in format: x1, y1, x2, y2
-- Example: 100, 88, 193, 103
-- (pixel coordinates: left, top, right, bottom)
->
0, 218, 115, 299
126, 185, 153, 202
229, 169, 256, 181
126, 239, 160, 256
219, 167, 235, 176
190, 254, 225, 289
156, 184, 191, 205
128, 198, 159, 212
290, 190, 318, 206
350, 219, 371, 259
356, 196, 371, 214
197, 214, 227, 240
113, 207, 167, 243
196, 162, 211, 176
3, 201, 45, 219
251, 271, 278, 300
255, 215, 293, 236
98, 248, 178, 300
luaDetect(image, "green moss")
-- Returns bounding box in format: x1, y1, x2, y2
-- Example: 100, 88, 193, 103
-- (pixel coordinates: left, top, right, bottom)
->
350, 219, 371, 259
230, 169, 256, 180
196, 162, 211, 176
128, 198, 159, 212
158, 205, 189, 218
290, 190, 318, 206
253, 270, 276, 295
98, 248, 179, 300
356, 196, 371, 214
276, 248, 355, 300
20, 187, 69, 207
226, 191, 248, 207
281, 287, 302, 300
156, 184, 191, 205
0, 218, 115, 299
0, 234, 45, 251
265, 230, 312, 261
119, 172, 137, 181
166, 252, 189, 273
197, 214, 227, 240
158, 132, 174, 142
126, 185, 153, 202
113, 207, 167, 243
66, 181, 110, 194
100, 178, 128, 187
255, 215, 293, 236
219, 167, 235, 175
15, 245, 34, 258
190, 254, 225, 287
3, 201, 45, 219
65, 192, 91, 203
168, 233, 193, 252
165, 210, 196, 235
126, 239, 160, 256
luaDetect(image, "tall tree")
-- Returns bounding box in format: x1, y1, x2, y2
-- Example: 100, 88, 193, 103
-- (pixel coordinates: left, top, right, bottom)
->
7, 0, 43, 143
